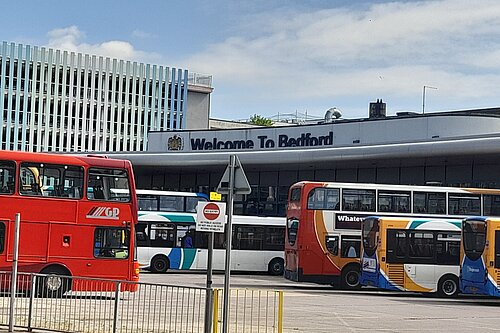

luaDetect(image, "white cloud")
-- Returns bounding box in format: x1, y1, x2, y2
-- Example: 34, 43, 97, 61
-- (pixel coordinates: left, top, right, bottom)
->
46, 26, 162, 64
182, 0, 500, 117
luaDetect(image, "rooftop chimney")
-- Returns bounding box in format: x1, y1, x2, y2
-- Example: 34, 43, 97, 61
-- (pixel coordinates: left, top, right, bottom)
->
369, 99, 386, 119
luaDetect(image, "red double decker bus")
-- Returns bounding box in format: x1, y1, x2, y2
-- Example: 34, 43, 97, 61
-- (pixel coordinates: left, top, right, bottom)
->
0, 150, 139, 294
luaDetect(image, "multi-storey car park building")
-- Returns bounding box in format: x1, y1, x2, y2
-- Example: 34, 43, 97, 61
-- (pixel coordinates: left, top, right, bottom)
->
0, 41, 212, 152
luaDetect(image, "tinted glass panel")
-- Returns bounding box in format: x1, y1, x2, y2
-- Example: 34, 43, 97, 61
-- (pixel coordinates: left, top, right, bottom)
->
436, 232, 460, 265
0, 161, 15, 195
290, 187, 301, 202
413, 192, 446, 214
264, 226, 285, 251
138, 195, 158, 211
0, 222, 5, 253
287, 218, 299, 246
233, 226, 264, 250
462, 219, 486, 261
326, 236, 338, 256
307, 188, 340, 210
495, 231, 500, 269
408, 232, 434, 258
94, 228, 129, 259
159, 196, 184, 212
88, 168, 130, 202
448, 194, 480, 215
341, 235, 360, 258
483, 195, 500, 216
378, 190, 410, 213
20, 162, 83, 199
186, 196, 207, 212
342, 189, 375, 212
362, 218, 378, 257
386, 229, 407, 263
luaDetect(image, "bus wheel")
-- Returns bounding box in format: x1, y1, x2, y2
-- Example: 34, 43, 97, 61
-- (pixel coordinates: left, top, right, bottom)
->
268, 258, 284, 276
341, 265, 360, 289
38, 267, 71, 298
151, 255, 170, 273
437, 275, 459, 298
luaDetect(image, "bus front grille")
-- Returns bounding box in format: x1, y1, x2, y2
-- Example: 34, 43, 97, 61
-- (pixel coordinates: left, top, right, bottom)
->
387, 264, 405, 287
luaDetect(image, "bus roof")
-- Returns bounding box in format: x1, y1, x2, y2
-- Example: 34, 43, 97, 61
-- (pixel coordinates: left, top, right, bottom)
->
0, 150, 130, 169
136, 189, 209, 198
291, 181, 500, 195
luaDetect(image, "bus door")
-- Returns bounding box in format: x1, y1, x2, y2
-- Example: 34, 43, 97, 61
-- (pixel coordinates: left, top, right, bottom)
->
386, 230, 407, 288
462, 218, 487, 286
406, 231, 435, 287
193, 230, 225, 270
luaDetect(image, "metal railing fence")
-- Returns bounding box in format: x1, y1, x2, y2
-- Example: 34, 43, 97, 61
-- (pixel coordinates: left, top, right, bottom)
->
213, 288, 284, 333
0, 272, 283, 333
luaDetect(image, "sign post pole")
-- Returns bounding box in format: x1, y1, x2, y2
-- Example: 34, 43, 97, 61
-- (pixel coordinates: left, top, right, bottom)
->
9, 213, 20, 333
216, 154, 251, 333
221, 155, 235, 333
204, 231, 214, 333
196, 201, 226, 333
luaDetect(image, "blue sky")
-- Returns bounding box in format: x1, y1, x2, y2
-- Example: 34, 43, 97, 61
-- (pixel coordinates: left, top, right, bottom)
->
2, 0, 500, 121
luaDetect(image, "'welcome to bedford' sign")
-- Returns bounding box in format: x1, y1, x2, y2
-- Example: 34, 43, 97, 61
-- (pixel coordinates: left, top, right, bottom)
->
148, 124, 336, 153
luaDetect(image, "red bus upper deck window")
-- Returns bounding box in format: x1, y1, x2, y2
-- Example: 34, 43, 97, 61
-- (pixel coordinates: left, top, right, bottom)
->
88, 168, 131, 202
0, 161, 15, 195
19, 162, 84, 199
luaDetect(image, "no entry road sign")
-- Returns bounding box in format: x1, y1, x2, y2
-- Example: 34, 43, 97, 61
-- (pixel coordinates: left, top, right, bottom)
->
196, 202, 226, 233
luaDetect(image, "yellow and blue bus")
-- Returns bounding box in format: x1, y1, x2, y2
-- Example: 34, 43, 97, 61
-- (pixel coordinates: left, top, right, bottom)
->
360, 216, 462, 297
460, 216, 500, 296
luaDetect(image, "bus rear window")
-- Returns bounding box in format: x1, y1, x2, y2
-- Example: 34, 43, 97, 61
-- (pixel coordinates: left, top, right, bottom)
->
307, 188, 340, 210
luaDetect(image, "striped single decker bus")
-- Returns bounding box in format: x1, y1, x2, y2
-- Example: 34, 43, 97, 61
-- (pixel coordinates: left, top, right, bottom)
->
136, 190, 286, 275
360, 216, 461, 297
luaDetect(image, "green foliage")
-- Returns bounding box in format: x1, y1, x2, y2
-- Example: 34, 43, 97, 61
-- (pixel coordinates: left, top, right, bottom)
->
249, 114, 273, 126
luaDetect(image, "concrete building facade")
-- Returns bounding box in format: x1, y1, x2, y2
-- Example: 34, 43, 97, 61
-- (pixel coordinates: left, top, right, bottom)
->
113, 107, 500, 217
0, 41, 212, 152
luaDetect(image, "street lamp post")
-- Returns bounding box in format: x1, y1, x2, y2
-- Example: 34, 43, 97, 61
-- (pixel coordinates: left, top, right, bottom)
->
422, 85, 437, 114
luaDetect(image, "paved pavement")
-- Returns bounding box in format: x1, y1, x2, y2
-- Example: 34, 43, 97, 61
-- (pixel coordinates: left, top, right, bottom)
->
3, 271, 500, 332
141, 271, 500, 333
